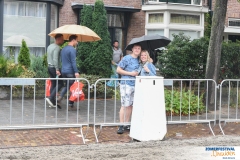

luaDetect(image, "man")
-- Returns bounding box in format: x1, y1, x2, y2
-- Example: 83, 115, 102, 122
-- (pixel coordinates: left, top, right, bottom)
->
46, 34, 64, 108
116, 43, 141, 134
58, 35, 80, 111
107, 40, 123, 87
112, 40, 123, 67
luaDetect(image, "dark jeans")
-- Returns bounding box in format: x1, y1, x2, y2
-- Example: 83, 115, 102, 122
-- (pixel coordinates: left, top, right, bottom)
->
60, 73, 75, 105
48, 67, 63, 102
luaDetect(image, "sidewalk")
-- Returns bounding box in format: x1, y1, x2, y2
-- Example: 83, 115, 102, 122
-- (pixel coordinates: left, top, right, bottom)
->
0, 98, 240, 148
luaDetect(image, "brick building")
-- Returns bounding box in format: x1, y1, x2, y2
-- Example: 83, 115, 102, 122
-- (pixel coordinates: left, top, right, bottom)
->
0, 0, 240, 57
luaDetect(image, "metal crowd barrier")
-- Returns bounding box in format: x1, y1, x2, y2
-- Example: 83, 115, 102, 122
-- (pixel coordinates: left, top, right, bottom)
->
0, 78, 90, 144
164, 79, 217, 136
93, 78, 217, 142
219, 79, 240, 135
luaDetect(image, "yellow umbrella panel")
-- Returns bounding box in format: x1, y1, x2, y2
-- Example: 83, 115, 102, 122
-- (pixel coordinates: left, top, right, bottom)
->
48, 24, 101, 42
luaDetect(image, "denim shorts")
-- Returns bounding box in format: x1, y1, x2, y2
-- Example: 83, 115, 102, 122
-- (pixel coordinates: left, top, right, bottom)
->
120, 84, 135, 107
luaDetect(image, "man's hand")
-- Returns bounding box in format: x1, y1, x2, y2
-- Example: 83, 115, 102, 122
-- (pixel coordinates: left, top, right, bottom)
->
130, 71, 138, 77
75, 73, 80, 78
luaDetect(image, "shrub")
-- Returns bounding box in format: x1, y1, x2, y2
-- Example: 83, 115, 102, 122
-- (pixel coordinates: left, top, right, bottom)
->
6, 63, 25, 77
18, 39, 31, 68
164, 89, 206, 116
29, 55, 48, 78
0, 55, 8, 77
83, 0, 112, 78
77, 5, 93, 73
80, 74, 114, 98
220, 41, 240, 81
158, 33, 208, 79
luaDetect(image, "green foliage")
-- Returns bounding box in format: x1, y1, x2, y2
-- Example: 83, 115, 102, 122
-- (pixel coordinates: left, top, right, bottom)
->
0, 55, 25, 77
60, 41, 68, 49
77, 4, 93, 73
43, 53, 48, 67
220, 41, 240, 81
83, 0, 112, 78
164, 89, 206, 115
29, 55, 48, 78
204, 13, 212, 39
6, 63, 25, 77
80, 74, 114, 98
158, 33, 209, 79
0, 55, 8, 77
18, 39, 31, 68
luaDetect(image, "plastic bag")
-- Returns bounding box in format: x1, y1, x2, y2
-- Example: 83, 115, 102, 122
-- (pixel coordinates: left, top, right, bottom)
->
69, 81, 85, 102
46, 79, 51, 97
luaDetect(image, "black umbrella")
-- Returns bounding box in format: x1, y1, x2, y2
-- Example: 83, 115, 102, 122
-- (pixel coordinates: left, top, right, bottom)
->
125, 34, 171, 51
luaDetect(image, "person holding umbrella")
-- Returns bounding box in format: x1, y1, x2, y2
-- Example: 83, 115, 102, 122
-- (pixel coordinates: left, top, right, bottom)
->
58, 35, 80, 111
138, 50, 156, 76
116, 43, 141, 134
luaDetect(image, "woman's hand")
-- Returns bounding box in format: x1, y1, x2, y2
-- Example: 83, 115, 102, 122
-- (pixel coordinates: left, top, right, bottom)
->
143, 66, 150, 73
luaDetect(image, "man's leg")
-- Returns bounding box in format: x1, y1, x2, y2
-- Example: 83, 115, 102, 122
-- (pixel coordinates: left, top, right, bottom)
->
117, 84, 133, 134
48, 67, 56, 93
46, 67, 57, 107
119, 106, 132, 123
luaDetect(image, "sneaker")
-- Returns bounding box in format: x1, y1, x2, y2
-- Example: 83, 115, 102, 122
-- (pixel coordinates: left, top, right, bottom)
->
46, 98, 55, 107
117, 126, 124, 134
57, 105, 62, 109
123, 125, 130, 131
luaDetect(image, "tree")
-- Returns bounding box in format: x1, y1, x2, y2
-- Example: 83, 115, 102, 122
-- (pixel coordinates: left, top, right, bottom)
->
18, 39, 31, 68
84, 0, 112, 77
205, 0, 228, 109
77, 4, 93, 73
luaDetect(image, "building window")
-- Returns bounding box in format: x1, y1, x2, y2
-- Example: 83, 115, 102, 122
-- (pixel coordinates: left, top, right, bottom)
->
170, 14, 200, 24
147, 29, 164, 36
159, 0, 191, 4
148, 13, 163, 23
107, 13, 124, 27
107, 13, 125, 50
229, 19, 240, 27
50, 4, 58, 43
3, 0, 47, 60
169, 30, 200, 40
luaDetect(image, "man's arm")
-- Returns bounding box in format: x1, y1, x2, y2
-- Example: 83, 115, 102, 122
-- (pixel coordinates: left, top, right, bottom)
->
53, 47, 60, 75
70, 49, 79, 78
117, 66, 138, 77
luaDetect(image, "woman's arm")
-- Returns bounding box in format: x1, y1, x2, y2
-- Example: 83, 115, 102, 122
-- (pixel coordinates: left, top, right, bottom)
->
146, 63, 156, 76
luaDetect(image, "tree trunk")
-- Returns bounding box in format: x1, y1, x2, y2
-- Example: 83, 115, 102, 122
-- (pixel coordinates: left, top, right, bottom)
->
205, 0, 228, 110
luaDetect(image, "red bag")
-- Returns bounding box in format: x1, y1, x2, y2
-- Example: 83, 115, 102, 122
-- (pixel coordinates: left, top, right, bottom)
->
69, 81, 85, 102
46, 79, 51, 97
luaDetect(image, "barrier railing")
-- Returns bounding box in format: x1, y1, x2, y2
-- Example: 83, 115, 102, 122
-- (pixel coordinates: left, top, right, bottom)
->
164, 79, 217, 136
0, 77, 221, 143
219, 79, 240, 135
0, 78, 90, 144
93, 78, 217, 142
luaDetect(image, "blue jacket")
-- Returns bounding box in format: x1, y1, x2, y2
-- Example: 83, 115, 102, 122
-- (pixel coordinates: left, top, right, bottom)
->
61, 45, 79, 74
138, 62, 156, 76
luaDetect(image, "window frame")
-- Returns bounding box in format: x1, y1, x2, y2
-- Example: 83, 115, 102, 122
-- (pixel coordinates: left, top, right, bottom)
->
170, 12, 201, 25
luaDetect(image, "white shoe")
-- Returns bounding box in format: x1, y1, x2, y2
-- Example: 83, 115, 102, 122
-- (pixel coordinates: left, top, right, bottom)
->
46, 98, 54, 107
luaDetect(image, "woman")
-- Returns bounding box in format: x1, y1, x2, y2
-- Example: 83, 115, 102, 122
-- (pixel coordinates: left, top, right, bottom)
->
138, 50, 156, 76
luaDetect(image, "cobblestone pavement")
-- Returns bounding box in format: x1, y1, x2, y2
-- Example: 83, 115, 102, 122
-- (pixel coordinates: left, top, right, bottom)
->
0, 122, 240, 149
